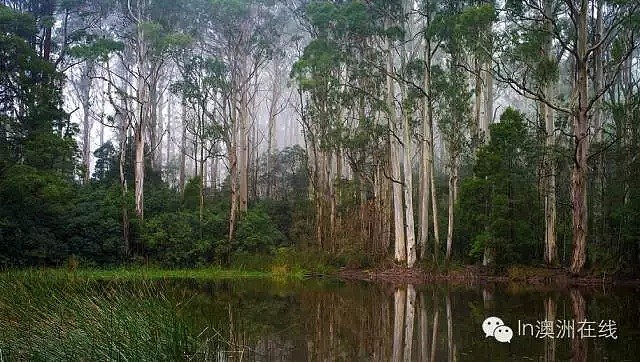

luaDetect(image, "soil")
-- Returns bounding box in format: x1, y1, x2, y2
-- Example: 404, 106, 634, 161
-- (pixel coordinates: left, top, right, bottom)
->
336, 264, 640, 287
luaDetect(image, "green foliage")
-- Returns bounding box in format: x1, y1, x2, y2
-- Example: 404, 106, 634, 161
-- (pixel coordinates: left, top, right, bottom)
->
142, 211, 222, 267
456, 108, 543, 265
232, 206, 288, 254
0, 166, 75, 266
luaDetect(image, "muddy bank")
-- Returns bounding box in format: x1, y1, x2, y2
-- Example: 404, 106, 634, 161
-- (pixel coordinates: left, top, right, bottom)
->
337, 264, 640, 287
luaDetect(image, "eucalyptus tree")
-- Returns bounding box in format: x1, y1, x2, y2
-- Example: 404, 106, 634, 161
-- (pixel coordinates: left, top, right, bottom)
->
171, 55, 226, 224
496, 0, 640, 272
204, 0, 284, 239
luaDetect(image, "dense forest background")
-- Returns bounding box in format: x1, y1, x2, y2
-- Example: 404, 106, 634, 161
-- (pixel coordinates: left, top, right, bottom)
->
0, 0, 638, 274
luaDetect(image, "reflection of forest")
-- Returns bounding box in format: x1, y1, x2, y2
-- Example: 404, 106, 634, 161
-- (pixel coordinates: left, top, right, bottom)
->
171, 280, 638, 361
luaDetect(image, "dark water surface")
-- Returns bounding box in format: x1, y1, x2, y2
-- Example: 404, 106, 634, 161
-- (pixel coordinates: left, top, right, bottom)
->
1, 276, 639, 361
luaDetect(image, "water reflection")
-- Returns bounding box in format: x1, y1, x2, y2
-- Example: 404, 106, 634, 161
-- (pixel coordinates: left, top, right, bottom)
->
59, 278, 640, 361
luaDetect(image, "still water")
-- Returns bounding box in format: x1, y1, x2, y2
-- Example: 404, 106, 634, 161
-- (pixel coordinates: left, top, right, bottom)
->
1, 276, 639, 361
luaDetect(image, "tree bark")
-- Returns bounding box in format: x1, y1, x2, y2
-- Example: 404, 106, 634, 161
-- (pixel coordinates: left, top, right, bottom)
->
80, 60, 95, 183
134, 3, 147, 222
403, 104, 416, 267
386, 23, 406, 263
569, 0, 589, 274
542, 0, 558, 266
446, 156, 458, 261
179, 100, 187, 194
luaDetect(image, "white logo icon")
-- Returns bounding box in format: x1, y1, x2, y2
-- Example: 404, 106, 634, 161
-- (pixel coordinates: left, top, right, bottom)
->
482, 316, 513, 343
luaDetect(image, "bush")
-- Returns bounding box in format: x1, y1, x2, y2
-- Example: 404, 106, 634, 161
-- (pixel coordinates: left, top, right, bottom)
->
232, 206, 288, 254
142, 211, 225, 267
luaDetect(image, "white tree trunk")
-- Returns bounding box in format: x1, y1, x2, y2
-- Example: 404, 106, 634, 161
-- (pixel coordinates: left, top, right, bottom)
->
134, 3, 147, 221
386, 24, 406, 262
446, 157, 458, 261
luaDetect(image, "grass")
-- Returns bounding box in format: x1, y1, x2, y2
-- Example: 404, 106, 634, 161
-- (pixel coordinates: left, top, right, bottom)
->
0, 265, 314, 361
2, 264, 310, 283
0, 275, 196, 360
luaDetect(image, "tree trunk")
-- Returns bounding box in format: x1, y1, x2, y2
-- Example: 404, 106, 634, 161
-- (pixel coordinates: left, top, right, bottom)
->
80, 60, 94, 183
228, 98, 240, 242
387, 25, 406, 262
569, 0, 589, 274
473, 56, 483, 143
403, 107, 416, 267
542, 0, 558, 266
148, 74, 159, 171
237, 63, 249, 213
420, 40, 433, 261
166, 95, 172, 171
179, 100, 187, 194
119, 119, 129, 257
134, 6, 147, 222
482, 59, 494, 265
430, 126, 440, 262
446, 156, 458, 261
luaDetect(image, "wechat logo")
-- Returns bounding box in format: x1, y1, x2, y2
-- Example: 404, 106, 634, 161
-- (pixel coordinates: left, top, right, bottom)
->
482, 316, 513, 343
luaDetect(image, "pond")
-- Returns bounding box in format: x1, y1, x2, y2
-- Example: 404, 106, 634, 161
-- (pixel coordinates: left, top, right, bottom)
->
0, 275, 638, 361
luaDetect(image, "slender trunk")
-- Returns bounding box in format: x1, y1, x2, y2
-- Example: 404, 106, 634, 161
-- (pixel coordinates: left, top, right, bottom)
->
543, 0, 557, 265
420, 42, 433, 260
229, 141, 238, 242
119, 123, 129, 257
473, 56, 483, 143
446, 156, 458, 261
156, 86, 164, 170
430, 125, 440, 262
42, 0, 53, 62
166, 96, 172, 170
386, 21, 406, 262
400, 0, 416, 267
229, 98, 239, 242
78, 60, 95, 183
238, 63, 249, 213
134, 121, 145, 221
569, 0, 589, 274
179, 100, 187, 194
482, 59, 494, 265
99, 89, 105, 147
134, 7, 146, 222
402, 101, 416, 267
149, 74, 159, 171
591, 0, 604, 247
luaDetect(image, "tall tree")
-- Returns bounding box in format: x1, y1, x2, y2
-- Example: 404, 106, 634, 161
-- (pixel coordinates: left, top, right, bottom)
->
497, 0, 640, 272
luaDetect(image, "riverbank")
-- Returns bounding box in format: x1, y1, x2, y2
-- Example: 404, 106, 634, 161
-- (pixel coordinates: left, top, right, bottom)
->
337, 264, 640, 287
0, 266, 308, 282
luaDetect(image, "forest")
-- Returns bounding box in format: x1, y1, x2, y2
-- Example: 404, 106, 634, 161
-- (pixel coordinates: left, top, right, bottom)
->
1, 0, 639, 277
